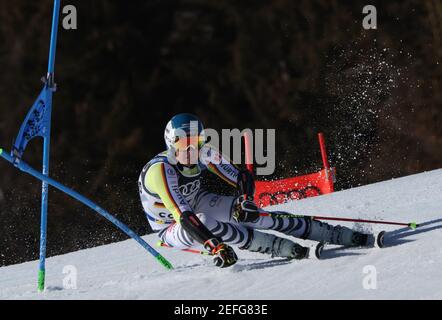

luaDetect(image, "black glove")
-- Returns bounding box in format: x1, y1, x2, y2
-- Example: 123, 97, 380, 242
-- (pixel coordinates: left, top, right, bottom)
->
232, 195, 260, 223
237, 170, 255, 199
204, 238, 238, 268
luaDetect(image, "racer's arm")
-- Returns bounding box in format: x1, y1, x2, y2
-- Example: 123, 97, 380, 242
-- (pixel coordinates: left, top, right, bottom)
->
144, 162, 217, 244
202, 146, 239, 188
201, 145, 258, 222
202, 145, 255, 197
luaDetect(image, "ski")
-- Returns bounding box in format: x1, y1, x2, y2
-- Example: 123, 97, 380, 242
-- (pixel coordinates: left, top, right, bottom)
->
309, 231, 387, 260
364, 230, 387, 248
295, 242, 325, 260
314, 242, 326, 259
376, 231, 386, 248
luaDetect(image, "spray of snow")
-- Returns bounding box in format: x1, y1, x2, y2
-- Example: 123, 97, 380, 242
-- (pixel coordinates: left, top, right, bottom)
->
325, 38, 415, 186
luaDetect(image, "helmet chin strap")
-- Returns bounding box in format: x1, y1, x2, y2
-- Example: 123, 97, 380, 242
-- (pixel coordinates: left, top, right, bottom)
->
176, 162, 197, 173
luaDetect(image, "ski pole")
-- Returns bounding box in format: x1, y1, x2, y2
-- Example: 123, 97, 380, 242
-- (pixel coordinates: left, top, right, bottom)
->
260, 211, 419, 230
157, 241, 213, 256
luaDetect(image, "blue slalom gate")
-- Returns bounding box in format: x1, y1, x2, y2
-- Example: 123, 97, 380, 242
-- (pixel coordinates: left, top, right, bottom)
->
1, 0, 173, 292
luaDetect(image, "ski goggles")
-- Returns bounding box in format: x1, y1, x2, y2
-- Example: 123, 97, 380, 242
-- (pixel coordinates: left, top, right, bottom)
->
173, 135, 206, 151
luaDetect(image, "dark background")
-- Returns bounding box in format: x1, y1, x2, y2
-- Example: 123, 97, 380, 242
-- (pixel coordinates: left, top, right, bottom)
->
0, 0, 441, 266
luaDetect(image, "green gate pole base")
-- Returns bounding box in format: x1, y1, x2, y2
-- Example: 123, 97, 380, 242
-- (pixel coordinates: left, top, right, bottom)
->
156, 255, 174, 270
38, 270, 45, 292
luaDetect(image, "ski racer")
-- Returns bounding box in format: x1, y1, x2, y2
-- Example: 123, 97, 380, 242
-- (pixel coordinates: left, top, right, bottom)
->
138, 113, 374, 268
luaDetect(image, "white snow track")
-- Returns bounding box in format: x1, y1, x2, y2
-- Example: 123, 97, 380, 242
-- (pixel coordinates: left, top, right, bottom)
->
1, 169, 442, 299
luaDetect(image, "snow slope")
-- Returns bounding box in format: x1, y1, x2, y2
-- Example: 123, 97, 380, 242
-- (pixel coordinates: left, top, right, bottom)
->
1, 169, 442, 300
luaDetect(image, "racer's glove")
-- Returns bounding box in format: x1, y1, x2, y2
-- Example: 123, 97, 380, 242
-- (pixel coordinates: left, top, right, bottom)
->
204, 238, 238, 268
232, 195, 260, 223
237, 170, 255, 199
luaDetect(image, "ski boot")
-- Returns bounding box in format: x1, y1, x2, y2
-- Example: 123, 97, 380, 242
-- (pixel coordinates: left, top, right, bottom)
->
241, 231, 309, 260
306, 220, 375, 247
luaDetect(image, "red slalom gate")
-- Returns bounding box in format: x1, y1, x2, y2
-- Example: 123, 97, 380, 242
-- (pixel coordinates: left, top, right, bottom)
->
243, 132, 336, 208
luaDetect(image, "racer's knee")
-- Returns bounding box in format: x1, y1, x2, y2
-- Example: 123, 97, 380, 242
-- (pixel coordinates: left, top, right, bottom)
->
196, 212, 214, 227
196, 212, 224, 232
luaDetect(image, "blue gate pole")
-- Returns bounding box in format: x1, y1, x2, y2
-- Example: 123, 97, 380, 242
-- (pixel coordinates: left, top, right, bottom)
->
38, 0, 60, 292
47, 0, 60, 76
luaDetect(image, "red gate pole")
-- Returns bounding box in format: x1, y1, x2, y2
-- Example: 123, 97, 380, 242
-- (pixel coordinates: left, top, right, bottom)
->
243, 131, 254, 175
318, 133, 330, 172
318, 132, 334, 192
